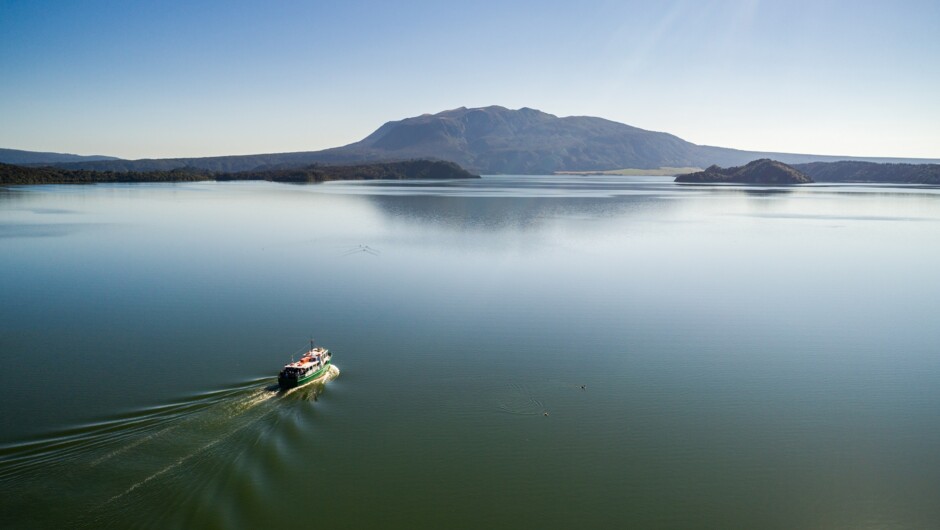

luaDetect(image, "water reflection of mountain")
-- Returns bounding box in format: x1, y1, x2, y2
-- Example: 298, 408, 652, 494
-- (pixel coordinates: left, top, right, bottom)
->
355, 176, 681, 233
353, 176, 939, 237
366, 193, 674, 232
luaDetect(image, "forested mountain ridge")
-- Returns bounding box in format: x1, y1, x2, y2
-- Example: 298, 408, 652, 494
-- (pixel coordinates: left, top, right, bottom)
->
794, 161, 940, 184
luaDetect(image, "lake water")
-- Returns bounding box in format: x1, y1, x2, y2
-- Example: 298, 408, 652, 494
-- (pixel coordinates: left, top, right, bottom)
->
1, 176, 939, 528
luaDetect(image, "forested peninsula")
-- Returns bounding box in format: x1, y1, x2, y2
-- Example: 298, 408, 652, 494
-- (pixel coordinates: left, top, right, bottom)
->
0, 159, 478, 185
675, 159, 940, 185
793, 161, 940, 185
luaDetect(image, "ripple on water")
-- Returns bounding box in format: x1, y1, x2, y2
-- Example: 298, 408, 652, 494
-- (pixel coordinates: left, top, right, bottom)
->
495, 383, 546, 416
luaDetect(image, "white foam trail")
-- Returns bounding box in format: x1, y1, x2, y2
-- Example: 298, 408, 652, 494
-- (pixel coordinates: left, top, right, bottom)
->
103, 368, 339, 505
88, 424, 180, 468
105, 404, 270, 505
90, 387, 277, 469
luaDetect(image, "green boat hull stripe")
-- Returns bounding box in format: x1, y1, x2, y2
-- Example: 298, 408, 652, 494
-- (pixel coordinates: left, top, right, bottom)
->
279, 361, 331, 387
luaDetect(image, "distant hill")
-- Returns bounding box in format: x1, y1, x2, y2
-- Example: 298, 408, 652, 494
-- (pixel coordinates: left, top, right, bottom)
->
675, 159, 813, 184
44, 151, 367, 174
9, 106, 940, 175
0, 148, 120, 165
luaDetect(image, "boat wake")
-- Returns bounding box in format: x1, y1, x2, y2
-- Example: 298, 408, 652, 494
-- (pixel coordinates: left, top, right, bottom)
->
0, 368, 340, 529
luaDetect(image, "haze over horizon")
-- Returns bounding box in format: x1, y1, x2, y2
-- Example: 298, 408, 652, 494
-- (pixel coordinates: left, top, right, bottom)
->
2, 0, 938, 161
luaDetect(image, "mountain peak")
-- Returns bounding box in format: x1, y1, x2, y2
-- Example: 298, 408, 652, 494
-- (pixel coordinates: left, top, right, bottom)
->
347, 105, 665, 173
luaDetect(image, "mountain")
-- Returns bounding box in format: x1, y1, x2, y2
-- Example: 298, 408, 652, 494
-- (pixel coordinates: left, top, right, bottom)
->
318, 106, 708, 173
0, 148, 119, 165
308, 106, 940, 173
675, 159, 813, 184
12, 106, 940, 174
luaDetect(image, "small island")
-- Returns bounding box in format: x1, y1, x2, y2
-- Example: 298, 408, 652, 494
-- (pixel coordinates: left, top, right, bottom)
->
0, 159, 478, 185
675, 159, 813, 184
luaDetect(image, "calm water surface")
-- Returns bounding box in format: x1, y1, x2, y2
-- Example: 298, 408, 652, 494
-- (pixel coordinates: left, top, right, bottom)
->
1, 176, 939, 528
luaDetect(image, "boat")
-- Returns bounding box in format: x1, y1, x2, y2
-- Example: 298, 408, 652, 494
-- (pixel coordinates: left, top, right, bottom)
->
278, 341, 333, 389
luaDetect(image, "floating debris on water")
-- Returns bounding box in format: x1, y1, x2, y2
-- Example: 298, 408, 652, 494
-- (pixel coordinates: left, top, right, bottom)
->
341, 244, 380, 256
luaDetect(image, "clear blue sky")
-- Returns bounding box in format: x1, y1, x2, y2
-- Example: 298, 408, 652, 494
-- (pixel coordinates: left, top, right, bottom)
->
2, 0, 938, 159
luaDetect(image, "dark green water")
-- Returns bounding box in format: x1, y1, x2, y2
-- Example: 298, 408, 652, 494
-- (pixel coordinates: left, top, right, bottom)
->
1, 176, 939, 528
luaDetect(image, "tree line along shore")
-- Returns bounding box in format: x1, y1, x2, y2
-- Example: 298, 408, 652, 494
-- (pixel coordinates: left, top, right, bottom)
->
2, 158, 938, 186
0, 159, 479, 185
